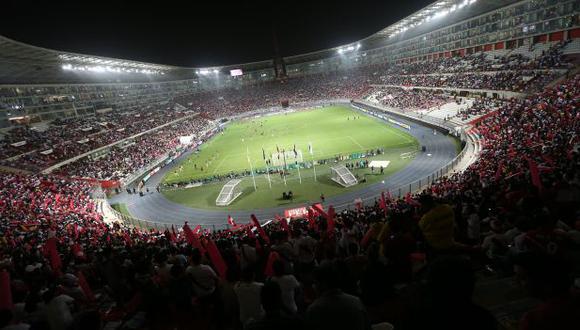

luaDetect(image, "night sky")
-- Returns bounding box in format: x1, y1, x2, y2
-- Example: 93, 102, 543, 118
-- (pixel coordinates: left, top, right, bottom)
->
1, 0, 434, 67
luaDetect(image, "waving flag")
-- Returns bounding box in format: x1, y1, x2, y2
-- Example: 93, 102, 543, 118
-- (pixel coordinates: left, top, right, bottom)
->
312, 204, 335, 235
527, 157, 543, 191
379, 192, 388, 216
77, 271, 96, 302
44, 237, 62, 275
227, 215, 237, 227
275, 214, 290, 235
264, 251, 280, 277
251, 214, 270, 244
327, 205, 336, 235
183, 222, 204, 252
307, 207, 318, 230
205, 239, 228, 279
193, 225, 202, 234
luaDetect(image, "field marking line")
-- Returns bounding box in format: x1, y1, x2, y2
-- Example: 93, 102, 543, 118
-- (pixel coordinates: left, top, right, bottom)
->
347, 135, 366, 149
212, 154, 231, 174
384, 125, 414, 143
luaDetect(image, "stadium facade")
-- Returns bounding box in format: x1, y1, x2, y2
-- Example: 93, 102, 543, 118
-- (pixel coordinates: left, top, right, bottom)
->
0, 0, 579, 127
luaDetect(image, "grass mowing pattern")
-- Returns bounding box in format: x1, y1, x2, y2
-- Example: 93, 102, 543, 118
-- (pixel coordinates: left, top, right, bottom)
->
162, 105, 419, 210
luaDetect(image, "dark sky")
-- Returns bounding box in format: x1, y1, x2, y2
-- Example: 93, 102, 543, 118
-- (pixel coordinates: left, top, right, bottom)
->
1, 0, 434, 67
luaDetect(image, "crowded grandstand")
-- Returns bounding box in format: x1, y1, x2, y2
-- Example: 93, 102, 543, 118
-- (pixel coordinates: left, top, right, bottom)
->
1, 0, 580, 329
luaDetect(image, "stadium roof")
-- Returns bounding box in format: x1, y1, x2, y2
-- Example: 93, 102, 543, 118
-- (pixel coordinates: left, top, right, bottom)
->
0, 0, 518, 84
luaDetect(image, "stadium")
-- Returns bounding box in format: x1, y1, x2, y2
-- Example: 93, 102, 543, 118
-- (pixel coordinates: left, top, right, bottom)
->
0, 0, 579, 329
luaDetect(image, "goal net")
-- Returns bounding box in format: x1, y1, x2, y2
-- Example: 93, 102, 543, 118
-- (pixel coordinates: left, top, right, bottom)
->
271, 149, 303, 167
216, 179, 243, 206
330, 165, 358, 187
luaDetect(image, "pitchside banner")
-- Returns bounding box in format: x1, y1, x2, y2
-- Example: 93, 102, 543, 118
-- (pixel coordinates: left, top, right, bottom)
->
388, 118, 411, 130
284, 203, 323, 219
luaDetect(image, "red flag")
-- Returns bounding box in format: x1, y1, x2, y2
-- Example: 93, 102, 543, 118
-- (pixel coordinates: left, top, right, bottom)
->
245, 224, 256, 240
171, 225, 177, 240
326, 205, 336, 235
165, 229, 174, 243
312, 204, 335, 235
404, 192, 421, 207
227, 215, 237, 227
527, 157, 543, 191
264, 251, 280, 277
183, 222, 203, 251
193, 225, 202, 234
379, 192, 388, 217
251, 214, 270, 244
275, 214, 290, 235
307, 208, 317, 230
360, 227, 375, 248
44, 237, 62, 274
205, 239, 227, 279
77, 271, 96, 302
0, 271, 12, 310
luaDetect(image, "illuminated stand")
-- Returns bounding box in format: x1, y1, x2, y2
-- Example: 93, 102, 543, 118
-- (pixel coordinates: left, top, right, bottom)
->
330, 165, 358, 187
216, 179, 243, 206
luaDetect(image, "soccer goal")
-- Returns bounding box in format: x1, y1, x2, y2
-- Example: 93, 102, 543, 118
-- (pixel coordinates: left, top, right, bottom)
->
216, 179, 243, 206
330, 165, 358, 187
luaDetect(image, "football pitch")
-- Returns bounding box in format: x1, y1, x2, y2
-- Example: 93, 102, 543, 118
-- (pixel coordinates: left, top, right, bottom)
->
162, 105, 420, 209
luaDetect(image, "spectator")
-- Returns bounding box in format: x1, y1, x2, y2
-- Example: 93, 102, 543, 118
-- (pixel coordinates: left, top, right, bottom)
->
306, 260, 371, 330
234, 267, 264, 325
245, 281, 305, 330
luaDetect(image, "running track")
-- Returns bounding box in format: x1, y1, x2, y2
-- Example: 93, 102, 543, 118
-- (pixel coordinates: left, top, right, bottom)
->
108, 108, 458, 228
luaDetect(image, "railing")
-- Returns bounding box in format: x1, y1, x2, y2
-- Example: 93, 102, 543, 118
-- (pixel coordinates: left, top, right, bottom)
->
332, 130, 472, 212
120, 152, 171, 188
99, 101, 477, 231
352, 100, 461, 133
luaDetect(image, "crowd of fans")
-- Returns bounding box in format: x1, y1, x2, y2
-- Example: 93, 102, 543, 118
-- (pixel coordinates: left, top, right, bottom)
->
0, 74, 578, 330
377, 70, 562, 93
381, 41, 571, 76
453, 98, 506, 122
1, 40, 573, 180
175, 70, 374, 119
367, 87, 451, 111
0, 108, 192, 171
54, 117, 211, 181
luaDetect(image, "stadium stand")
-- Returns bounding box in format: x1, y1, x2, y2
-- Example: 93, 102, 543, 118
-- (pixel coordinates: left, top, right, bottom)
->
1, 0, 580, 328
0, 75, 578, 330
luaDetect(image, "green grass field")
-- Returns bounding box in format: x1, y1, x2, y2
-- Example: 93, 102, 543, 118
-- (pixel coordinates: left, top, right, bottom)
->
162, 105, 420, 209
